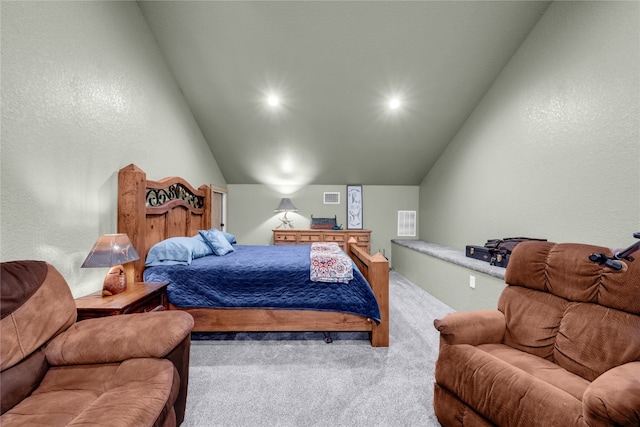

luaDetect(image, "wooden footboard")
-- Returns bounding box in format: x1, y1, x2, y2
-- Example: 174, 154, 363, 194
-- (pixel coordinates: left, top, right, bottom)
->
345, 238, 390, 347
118, 164, 390, 347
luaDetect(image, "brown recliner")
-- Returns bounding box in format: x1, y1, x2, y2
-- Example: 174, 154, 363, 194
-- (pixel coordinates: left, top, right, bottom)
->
1, 260, 194, 427
433, 241, 640, 426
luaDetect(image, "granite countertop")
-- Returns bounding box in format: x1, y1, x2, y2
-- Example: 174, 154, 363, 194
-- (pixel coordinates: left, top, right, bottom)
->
392, 239, 506, 280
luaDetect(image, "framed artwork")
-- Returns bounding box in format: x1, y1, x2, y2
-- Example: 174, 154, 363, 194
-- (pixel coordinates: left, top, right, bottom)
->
346, 185, 363, 229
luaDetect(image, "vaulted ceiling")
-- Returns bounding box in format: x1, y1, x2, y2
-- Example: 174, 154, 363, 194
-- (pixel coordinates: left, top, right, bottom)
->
139, 1, 550, 186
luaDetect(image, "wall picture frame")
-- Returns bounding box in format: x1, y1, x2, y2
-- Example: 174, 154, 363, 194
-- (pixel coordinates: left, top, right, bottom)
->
346, 185, 363, 229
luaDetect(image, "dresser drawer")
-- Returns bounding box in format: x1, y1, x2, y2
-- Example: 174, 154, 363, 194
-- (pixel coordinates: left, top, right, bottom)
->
323, 233, 345, 243
299, 233, 322, 243
125, 293, 165, 314
353, 234, 370, 244
274, 233, 297, 243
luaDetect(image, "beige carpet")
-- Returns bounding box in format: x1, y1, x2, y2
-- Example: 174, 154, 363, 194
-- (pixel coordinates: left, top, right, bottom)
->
183, 270, 454, 426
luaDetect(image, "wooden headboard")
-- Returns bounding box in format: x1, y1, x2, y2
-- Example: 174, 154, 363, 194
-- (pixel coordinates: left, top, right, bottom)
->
117, 164, 212, 282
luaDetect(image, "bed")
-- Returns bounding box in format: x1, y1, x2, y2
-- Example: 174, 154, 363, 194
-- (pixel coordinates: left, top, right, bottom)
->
117, 164, 389, 347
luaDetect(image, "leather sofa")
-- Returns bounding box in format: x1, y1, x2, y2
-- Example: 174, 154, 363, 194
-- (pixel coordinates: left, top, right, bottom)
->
1, 260, 194, 426
433, 241, 640, 426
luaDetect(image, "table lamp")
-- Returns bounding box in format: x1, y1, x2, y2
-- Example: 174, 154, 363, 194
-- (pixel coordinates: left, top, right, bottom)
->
81, 233, 140, 296
274, 198, 297, 229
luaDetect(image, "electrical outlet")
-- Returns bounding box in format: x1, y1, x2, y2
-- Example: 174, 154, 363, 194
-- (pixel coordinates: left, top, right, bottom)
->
469, 275, 476, 289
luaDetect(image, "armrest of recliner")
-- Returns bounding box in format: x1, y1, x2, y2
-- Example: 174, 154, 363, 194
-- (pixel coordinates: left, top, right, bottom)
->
45, 311, 194, 366
583, 361, 640, 426
433, 310, 506, 347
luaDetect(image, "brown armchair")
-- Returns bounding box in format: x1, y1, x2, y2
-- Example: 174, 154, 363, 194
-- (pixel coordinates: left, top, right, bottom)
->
1, 260, 194, 427
433, 241, 640, 426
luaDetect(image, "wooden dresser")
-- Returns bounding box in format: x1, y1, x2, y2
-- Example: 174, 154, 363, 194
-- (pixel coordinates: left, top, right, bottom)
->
273, 229, 371, 254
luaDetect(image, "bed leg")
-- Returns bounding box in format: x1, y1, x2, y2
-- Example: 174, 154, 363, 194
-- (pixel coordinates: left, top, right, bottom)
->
323, 332, 333, 343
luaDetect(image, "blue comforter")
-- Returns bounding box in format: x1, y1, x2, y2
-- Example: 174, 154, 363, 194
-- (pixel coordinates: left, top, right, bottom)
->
143, 245, 381, 323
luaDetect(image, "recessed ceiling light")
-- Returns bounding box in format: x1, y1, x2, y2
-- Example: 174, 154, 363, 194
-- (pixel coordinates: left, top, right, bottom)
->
388, 97, 401, 110
267, 95, 280, 107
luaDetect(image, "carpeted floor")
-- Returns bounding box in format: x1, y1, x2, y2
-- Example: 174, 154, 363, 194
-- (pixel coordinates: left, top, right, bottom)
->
183, 270, 455, 427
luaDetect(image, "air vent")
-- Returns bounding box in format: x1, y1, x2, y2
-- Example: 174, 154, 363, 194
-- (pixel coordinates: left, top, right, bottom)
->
323, 192, 340, 204
397, 210, 417, 237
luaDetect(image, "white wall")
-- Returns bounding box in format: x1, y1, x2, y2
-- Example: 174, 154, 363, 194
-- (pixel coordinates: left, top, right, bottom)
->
420, 1, 639, 251
1, 2, 226, 296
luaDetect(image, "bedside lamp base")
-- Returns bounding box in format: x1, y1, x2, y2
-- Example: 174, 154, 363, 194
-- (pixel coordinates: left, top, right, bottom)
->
275, 212, 295, 229
102, 265, 127, 296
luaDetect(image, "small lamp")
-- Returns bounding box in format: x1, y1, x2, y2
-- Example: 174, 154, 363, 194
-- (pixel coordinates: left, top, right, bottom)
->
274, 198, 298, 229
81, 234, 140, 296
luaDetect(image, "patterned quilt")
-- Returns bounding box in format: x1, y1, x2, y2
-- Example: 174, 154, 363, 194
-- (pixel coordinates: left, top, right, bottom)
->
309, 242, 354, 283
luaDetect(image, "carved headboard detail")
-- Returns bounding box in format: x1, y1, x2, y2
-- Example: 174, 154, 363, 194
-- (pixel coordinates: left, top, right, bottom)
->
117, 164, 212, 282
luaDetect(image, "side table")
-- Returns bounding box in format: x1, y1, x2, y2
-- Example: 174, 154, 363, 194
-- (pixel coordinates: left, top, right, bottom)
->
75, 282, 169, 321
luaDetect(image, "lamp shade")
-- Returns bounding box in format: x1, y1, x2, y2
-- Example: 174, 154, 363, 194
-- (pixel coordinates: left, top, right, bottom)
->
274, 198, 298, 212
81, 234, 140, 268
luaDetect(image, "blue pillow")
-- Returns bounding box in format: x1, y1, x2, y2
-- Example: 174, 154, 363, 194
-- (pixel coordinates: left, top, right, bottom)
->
201, 228, 236, 244
199, 228, 235, 256
145, 236, 213, 266
222, 231, 237, 245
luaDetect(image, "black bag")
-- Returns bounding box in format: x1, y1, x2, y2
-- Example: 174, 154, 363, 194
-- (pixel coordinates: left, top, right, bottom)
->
465, 245, 493, 263
484, 237, 547, 267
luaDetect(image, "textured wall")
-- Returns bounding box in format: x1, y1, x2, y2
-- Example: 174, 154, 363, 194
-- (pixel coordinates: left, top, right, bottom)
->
391, 1, 640, 311
420, 1, 639, 251
1, 2, 225, 296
